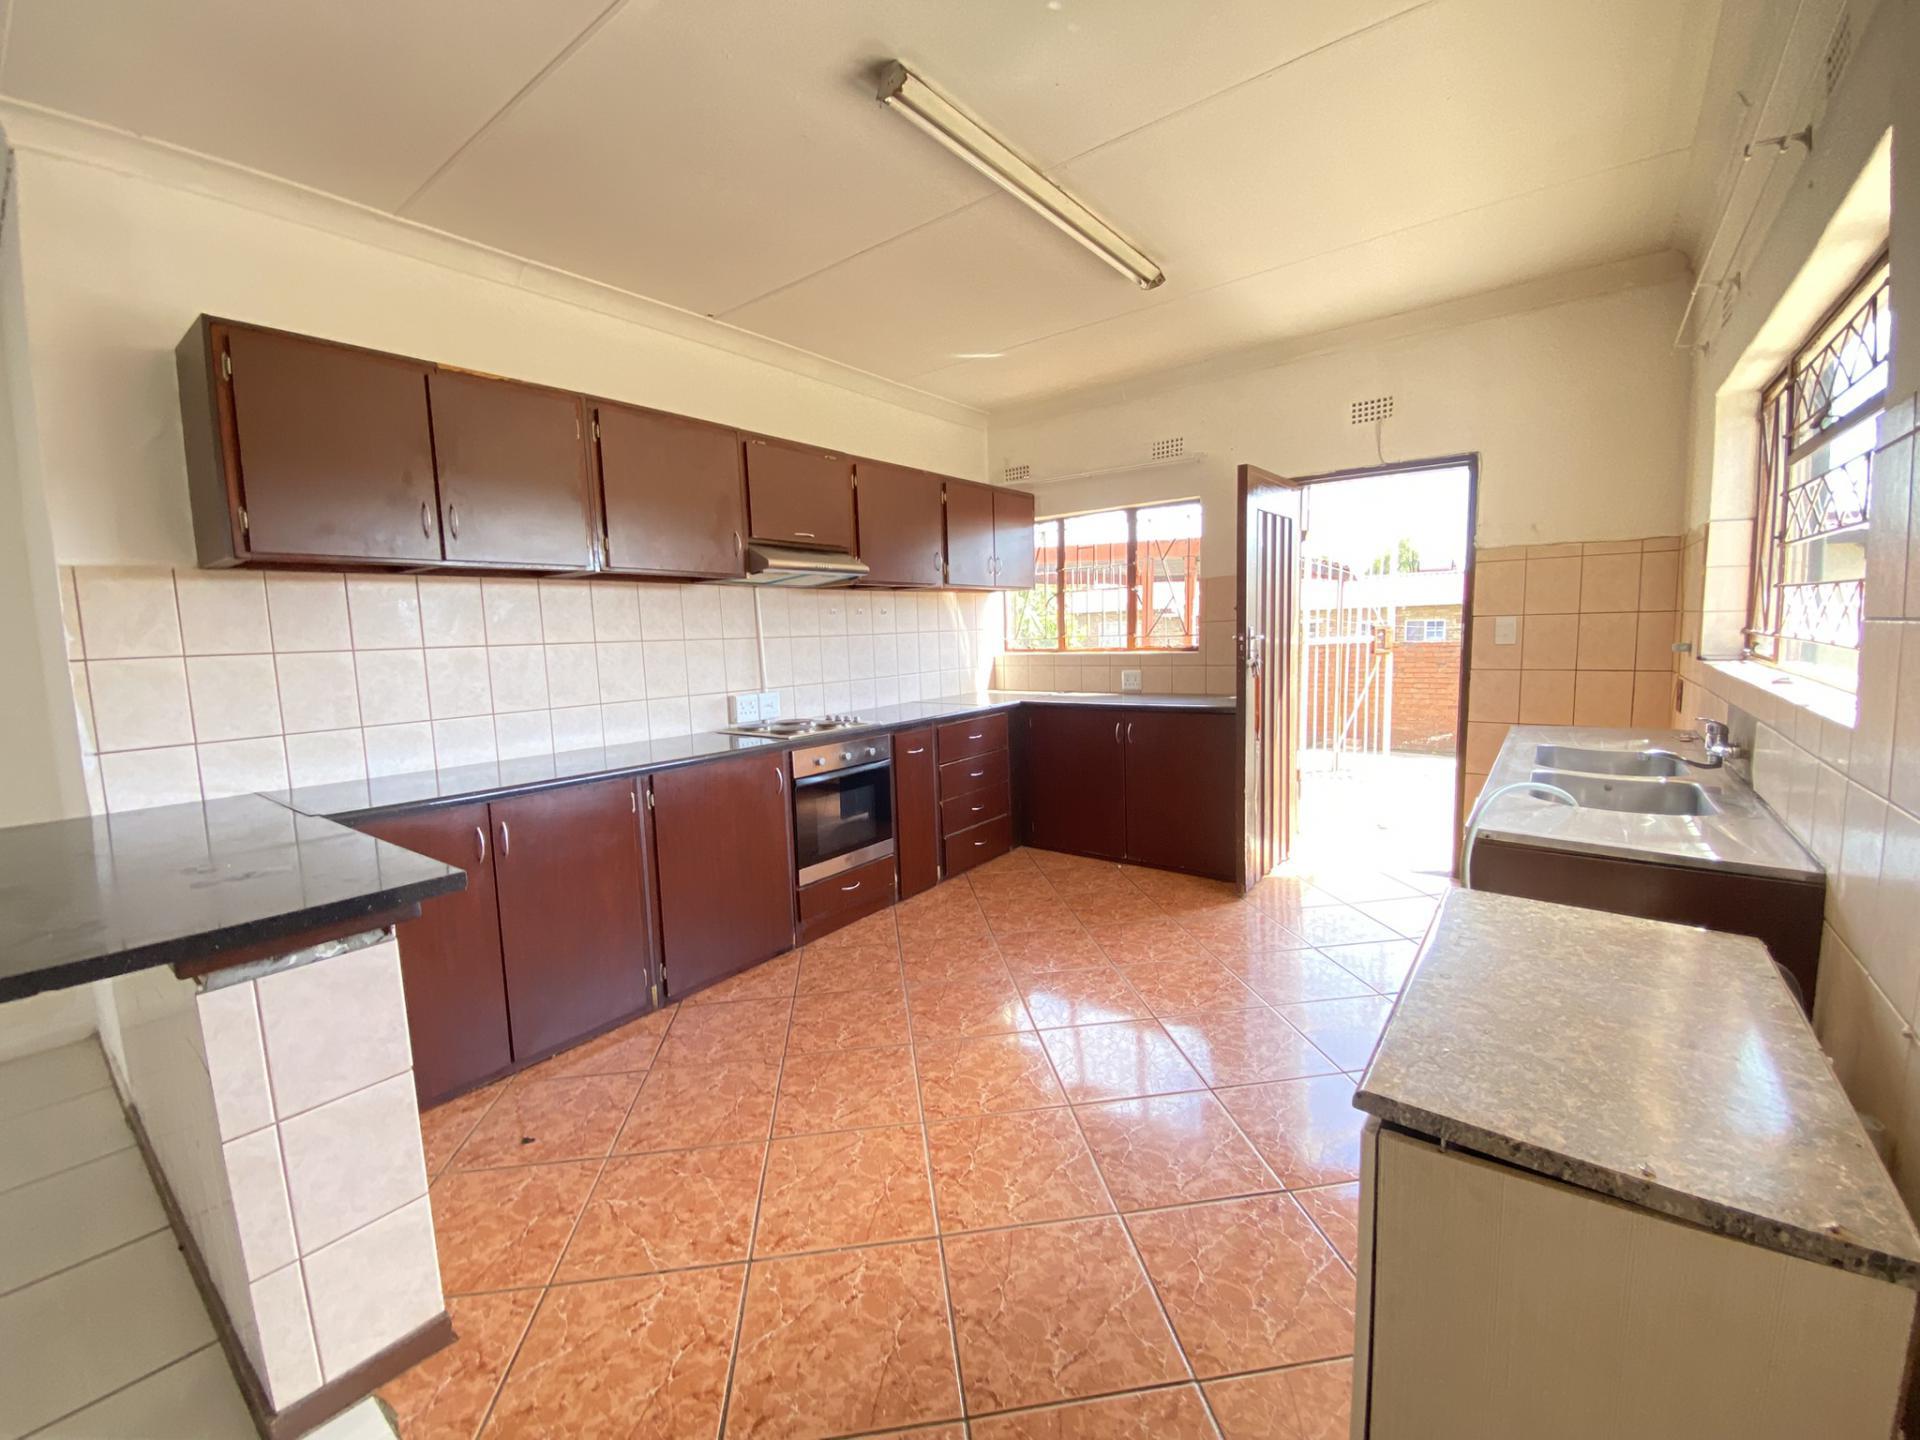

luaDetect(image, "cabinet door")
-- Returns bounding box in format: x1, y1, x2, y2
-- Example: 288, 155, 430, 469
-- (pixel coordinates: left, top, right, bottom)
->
945, 480, 997, 588
854, 461, 945, 587
1124, 710, 1239, 880
743, 438, 855, 550
428, 371, 594, 569
993, 487, 1038, 589
651, 751, 796, 997
1021, 706, 1127, 859
596, 403, 746, 578
894, 726, 939, 899
491, 778, 652, 1060
222, 325, 440, 563
352, 803, 512, 1105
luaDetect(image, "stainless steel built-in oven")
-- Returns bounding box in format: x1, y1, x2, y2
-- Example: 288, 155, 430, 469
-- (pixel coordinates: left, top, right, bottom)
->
791, 734, 894, 886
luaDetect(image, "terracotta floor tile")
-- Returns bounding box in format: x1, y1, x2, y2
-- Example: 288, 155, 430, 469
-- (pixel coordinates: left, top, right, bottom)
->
684, 953, 801, 1005
1285, 906, 1402, 950
805, 907, 900, 953
795, 945, 903, 996
943, 1216, 1188, 1412
1357, 896, 1439, 939
727, 1241, 960, 1438
1123, 866, 1240, 912
1213, 1075, 1365, 1189
1063, 889, 1165, 926
901, 934, 1007, 984
897, 907, 995, 948
1037, 1020, 1204, 1103
1277, 995, 1394, 1072
450, 1074, 640, 1169
420, 1081, 506, 1180
915, 1033, 1067, 1120
616, 1061, 779, 1154
655, 997, 793, 1067
554, 1144, 763, 1281
1127, 1194, 1355, 1376
907, 976, 1035, 1040
1205, 1360, 1354, 1440
1305, 868, 1420, 904
1016, 967, 1150, 1029
924, 1109, 1110, 1232
430, 1161, 600, 1293
754, 1125, 934, 1256
1158, 1008, 1338, 1088
1177, 913, 1309, 961
774, 1045, 920, 1136
487, 1266, 742, 1436
1086, 919, 1209, 967
978, 896, 1083, 937
969, 1384, 1217, 1439
378, 1289, 537, 1440
1218, 950, 1378, 1006
1075, 1092, 1279, 1211
1319, 939, 1420, 994
515, 1010, 673, 1083
787, 988, 911, 1053
1296, 1183, 1360, 1267
1115, 956, 1263, 1015
993, 929, 1108, 974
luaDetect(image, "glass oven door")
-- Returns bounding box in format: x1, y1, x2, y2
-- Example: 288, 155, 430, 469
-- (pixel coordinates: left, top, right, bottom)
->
793, 760, 894, 886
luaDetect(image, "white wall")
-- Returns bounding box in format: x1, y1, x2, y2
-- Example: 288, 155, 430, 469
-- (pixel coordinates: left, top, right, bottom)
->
989, 260, 1695, 579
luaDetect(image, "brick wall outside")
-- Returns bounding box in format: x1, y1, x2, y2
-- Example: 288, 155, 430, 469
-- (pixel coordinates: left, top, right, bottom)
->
1393, 607, 1462, 754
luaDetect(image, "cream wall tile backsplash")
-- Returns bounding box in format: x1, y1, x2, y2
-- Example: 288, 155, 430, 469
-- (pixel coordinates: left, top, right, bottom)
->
61, 567, 1001, 813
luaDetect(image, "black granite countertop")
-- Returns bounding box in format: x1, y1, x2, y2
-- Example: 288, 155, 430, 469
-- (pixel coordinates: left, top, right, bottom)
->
0, 794, 463, 1002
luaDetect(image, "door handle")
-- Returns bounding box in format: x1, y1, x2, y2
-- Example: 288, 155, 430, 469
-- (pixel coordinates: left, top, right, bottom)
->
498, 819, 509, 858
420, 501, 433, 537
447, 502, 460, 540
474, 826, 486, 863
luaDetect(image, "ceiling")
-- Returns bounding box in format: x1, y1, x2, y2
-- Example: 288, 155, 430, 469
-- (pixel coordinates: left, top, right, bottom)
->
0, 0, 1727, 412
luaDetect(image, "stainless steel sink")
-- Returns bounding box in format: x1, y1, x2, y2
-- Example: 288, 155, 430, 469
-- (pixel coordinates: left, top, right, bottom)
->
1528, 769, 1720, 816
1533, 744, 1691, 778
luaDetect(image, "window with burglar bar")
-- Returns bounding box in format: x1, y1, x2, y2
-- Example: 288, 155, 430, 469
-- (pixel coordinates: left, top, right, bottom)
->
1005, 502, 1201, 651
1746, 257, 1890, 692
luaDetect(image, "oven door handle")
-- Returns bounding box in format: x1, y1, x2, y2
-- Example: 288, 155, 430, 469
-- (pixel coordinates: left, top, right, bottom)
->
792, 758, 893, 787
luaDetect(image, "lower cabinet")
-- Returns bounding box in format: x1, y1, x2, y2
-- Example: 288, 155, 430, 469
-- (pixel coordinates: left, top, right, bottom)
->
1022, 707, 1127, 858
650, 751, 797, 997
893, 726, 939, 900
491, 777, 654, 1062
354, 802, 513, 1106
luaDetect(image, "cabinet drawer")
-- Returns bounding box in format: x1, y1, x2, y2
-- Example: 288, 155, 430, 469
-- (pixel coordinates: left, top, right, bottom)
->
937, 712, 1008, 761
941, 783, 1009, 837
938, 746, 1008, 802
945, 813, 1012, 876
796, 853, 897, 945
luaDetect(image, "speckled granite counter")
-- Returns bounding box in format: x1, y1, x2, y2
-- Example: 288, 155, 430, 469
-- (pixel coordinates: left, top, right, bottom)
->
1357, 888, 1920, 1287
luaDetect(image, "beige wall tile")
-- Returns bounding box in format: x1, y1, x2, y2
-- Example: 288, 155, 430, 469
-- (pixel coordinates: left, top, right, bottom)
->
423, 647, 493, 718
1476, 560, 1526, 614
1634, 612, 1678, 672
186, 655, 282, 742
265, 574, 351, 652
1893, 624, 1920, 820
1851, 621, 1902, 795
416, 577, 486, 647
1464, 722, 1509, 771
1521, 614, 1578, 669
99, 747, 201, 810
1572, 670, 1635, 726
1575, 613, 1637, 671
74, 568, 182, 658
1580, 539, 1639, 555
344, 577, 422, 650
495, 710, 554, 760
1527, 542, 1583, 559
1867, 433, 1912, 621
175, 571, 270, 656
535, 582, 595, 644
198, 738, 289, 798
1632, 671, 1675, 728
546, 644, 603, 708
1518, 670, 1575, 725
223, 1127, 298, 1280
433, 716, 498, 767
1476, 545, 1528, 563
256, 941, 411, 1119
278, 1073, 427, 1255
1637, 549, 1682, 611
1466, 670, 1520, 723
302, 1196, 441, 1382
1641, 535, 1682, 552
354, 650, 429, 727
285, 730, 367, 788
363, 723, 435, 777
1578, 552, 1641, 612
480, 578, 542, 644
1470, 615, 1522, 671
487, 645, 550, 713
1523, 556, 1582, 614
248, 1261, 322, 1408
274, 652, 360, 733
88, 658, 194, 750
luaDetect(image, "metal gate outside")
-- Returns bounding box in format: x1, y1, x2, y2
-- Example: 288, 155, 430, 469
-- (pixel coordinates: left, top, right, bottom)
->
1299, 556, 1394, 770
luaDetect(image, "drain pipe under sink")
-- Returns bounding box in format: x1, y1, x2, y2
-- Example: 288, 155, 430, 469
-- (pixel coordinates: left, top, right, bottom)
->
1461, 780, 1579, 890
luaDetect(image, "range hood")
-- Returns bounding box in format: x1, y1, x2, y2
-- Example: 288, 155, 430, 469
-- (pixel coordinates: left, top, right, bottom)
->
737, 542, 869, 587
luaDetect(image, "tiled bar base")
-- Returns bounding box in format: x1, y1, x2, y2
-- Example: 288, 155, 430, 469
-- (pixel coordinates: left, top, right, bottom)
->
104, 932, 442, 1415
378, 846, 1440, 1438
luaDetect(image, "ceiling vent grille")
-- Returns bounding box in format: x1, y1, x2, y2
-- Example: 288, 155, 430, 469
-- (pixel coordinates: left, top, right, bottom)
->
1823, 11, 1853, 97
1350, 395, 1395, 425
1003, 462, 1031, 484
1149, 436, 1185, 461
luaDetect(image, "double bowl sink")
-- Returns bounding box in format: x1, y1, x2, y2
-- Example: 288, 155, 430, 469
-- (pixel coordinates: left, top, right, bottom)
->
1530, 744, 1719, 816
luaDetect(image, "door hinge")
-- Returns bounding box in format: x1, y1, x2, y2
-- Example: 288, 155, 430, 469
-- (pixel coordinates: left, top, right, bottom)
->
592, 418, 601, 441
650, 980, 661, 1008
238, 506, 249, 537
221, 350, 232, 380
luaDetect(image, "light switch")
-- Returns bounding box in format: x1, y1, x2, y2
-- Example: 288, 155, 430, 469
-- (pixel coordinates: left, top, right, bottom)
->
1120, 669, 1143, 692
758, 689, 783, 719
1493, 616, 1519, 645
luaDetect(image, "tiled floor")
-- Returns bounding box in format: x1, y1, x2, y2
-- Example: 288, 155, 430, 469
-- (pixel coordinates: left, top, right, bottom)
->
385, 848, 1446, 1439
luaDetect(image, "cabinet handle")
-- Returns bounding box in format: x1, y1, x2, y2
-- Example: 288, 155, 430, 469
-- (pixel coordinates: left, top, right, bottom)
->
968, 769, 984, 779
733, 531, 742, 559
1127, 722, 1135, 743
974, 839, 987, 847
775, 766, 785, 795
1113, 722, 1121, 743
420, 501, 432, 537
967, 732, 983, 740
474, 826, 486, 863
840, 880, 862, 893
970, 803, 984, 813
630, 789, 637, 815
905, 746, 926, 755
794, 531, 816, 539
447, 503, 460, 540
498, 820, 509, 858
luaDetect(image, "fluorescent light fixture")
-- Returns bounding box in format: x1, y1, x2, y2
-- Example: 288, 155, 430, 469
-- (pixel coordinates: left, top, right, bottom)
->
878, 61, 1165, 290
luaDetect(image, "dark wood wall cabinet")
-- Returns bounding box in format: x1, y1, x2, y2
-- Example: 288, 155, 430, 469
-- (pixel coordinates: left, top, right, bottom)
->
178, 313, 1035, 587
1019, 705, 1238, 880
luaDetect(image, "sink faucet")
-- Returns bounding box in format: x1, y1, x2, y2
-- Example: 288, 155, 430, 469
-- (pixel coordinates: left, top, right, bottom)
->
1649, 718, 1743, 770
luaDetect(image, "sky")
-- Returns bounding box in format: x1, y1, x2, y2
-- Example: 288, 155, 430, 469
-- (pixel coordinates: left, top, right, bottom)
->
1299, 465, 1472, 571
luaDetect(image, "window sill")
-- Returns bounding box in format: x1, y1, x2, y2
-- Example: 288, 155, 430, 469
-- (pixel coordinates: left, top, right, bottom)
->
1004, 648, 1202, 657
1701, 658, 1856, 729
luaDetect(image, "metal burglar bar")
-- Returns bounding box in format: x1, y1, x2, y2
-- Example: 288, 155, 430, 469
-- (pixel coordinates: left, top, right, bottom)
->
1746, 258, 1890, 692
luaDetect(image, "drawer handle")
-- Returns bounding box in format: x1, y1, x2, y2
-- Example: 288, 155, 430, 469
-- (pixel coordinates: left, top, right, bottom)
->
795, 530, 816, 539
974, 839, 987, 847
968, 769, 984, 778
906, 746, 926, 755
840, 880, 862, 892
967, 731, 983, 740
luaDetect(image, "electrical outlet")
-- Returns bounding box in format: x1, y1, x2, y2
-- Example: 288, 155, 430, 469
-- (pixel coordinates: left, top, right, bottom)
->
728, 692, 762, 725
758, 689, 783, 720
1120, 669, 1143, 693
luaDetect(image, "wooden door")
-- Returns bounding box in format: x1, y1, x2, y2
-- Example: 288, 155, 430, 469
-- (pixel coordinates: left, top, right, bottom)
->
1237, 465, 1302, 889
1123, 710, 1239, 880
743, 437, 855, 550
491, 777, 652, 1060
1021, 706, 1127, 859
894, 726, 940, 899
221, 325, 440, 563
428, 371, 594, 569
992, 487, 1038, 589
854, 461, 944, 586
945, 480, 997, 587
595, 402, 746, 578
352, 803, 512, 1104
651, 751, 797, 997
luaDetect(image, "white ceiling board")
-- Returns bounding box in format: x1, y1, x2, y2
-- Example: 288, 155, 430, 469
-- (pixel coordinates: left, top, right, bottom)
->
0, 0, 613, 210
910, 152, 1691, 411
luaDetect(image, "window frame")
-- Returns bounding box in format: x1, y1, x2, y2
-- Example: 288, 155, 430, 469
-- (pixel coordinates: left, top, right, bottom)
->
1004, 501, 1203, 653
1744, 253, 1891, 692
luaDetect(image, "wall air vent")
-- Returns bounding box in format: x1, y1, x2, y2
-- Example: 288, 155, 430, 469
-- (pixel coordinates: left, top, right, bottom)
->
1350, 395, 1395, 425
1003, 463, 1031, 484
1150, 436, 1185, 461
1823, 11, 1853, 97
